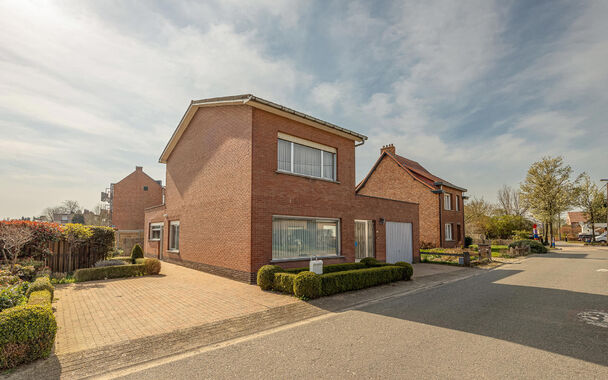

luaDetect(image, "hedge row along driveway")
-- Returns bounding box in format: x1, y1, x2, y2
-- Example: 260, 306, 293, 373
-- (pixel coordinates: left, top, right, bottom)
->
257, 259, 414, 299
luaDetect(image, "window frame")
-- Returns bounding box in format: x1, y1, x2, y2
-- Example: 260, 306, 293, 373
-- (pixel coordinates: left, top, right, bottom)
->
445, 223, 453, 241
271, 215, 341, 261
455, 195, 460, 211
277, 137, 337, 182
168, 221, 180, 252
149, 222, 163, 241
444, 193, 452, 210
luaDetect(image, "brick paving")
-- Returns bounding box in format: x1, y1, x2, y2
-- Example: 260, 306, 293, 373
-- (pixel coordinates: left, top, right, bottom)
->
53, 262, 298, 355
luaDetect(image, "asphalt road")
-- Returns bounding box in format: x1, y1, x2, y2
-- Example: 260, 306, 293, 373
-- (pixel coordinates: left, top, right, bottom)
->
116, 244, 608, 379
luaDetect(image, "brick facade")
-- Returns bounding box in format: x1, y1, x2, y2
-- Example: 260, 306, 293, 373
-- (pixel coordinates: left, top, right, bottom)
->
357, 148, 465, 248
145, 99, 420, 283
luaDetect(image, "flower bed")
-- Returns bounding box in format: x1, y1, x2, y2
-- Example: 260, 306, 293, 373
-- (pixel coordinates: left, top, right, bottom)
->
0, 277, 56, 369
257, 259, 413, 299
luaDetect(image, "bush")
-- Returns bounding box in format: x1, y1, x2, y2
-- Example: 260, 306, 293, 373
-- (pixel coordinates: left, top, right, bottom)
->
464, 236, 473, 248
136, 258, 162, 275
111, 256, 132, 263
508, 239, 547, 253
359, 257, 379, 267
0, 284, 28, 312
27, 290, 52, 306
273, 272, 296, 294
130, 244, 144, 263
74, 264, 146, 282
284, 262, 368, 274
394, 262, 414, 280
257, 265, 283, 290
26, 277, 53, 300
320, 266, 404, 296
293, 271, 322, 299
94, 259, 127, 268
0, 303, 56, 369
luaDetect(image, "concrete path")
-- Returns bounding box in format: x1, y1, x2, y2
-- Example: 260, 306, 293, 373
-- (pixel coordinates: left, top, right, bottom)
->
113, 246, 608, 379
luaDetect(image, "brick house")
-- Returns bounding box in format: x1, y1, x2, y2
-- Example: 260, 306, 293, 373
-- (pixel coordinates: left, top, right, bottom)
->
144, 94, 420, 283
110, 166, 163, 254
356, 145, 467, 248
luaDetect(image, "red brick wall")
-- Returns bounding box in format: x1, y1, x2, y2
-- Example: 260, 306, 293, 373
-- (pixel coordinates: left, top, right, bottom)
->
357, 156, 440, 247
112, 167, 163, 231
250, 108, 419, 274
160, 105, 253, 275
143, 205, 165, 259
439, 186, 465, 248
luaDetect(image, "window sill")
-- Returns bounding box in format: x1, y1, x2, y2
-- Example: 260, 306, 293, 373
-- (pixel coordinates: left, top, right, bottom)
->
167, 249, 180, 253
275, 170, 340, 184
271, 255, 345, 263
149, 239, 160, 242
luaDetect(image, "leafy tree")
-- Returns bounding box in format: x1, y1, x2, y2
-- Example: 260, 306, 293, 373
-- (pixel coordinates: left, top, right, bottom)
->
574, 173, 607, 241
484, 215, 533, 239
464, 197, 494, 235
520, 156, 577, 244
71, 213, 85, 224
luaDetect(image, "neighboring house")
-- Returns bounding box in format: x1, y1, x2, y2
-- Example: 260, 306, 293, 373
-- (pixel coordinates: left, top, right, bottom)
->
356, 144, 467, 248
144, 94, 420, 283
52, 213, 74, 225
109, 166, 163, 254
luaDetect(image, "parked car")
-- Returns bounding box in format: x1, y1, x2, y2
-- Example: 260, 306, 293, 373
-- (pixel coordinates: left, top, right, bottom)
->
595, 232, 607, 243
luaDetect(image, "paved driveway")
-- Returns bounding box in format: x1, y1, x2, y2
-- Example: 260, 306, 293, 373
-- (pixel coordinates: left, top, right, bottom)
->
53, 262, 298, 354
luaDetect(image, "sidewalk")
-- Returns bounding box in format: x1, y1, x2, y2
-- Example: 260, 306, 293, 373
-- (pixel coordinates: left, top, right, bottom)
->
5, 263, 480, 380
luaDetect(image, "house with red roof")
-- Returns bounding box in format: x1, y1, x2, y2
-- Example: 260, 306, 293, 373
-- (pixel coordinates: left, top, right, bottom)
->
356, 144, 467, 248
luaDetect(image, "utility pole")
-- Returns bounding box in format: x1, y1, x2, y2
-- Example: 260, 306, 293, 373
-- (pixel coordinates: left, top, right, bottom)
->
602, 179, 608, 236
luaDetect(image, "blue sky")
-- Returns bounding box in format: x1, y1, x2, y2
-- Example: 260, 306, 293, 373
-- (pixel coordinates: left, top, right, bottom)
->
1, 0, 607, 218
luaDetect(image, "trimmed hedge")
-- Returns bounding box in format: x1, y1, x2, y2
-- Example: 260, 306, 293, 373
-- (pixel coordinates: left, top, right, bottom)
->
257, 265, 283, 290
293, 271, 322, 299
0, 285, 56, 369
130, 244, 144, 263
273, 272, 296, 294
359, 257, 379, 267
26, 277, 53, 300
284, 262, 369, 274
74, 264, 146, 282
508, 239, 547, 253
112, 256, 132, 262
321, 266, 405, 296
394, 262, 414, 280
142, 258, 161, 275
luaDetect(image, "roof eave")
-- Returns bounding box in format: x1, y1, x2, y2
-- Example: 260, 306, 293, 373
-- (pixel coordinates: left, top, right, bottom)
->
433, 181, 467, 193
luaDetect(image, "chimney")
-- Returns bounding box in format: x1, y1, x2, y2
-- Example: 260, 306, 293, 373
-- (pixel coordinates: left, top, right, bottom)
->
136, 166, 143, 172
380, 144, 395, 156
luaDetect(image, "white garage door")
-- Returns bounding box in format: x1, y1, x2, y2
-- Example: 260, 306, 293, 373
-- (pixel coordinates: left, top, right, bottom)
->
386, 222, 413, 263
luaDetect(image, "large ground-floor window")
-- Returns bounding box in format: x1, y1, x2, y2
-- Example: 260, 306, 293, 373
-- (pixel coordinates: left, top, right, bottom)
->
272, 216, 340, 259
169, 221, 180, 251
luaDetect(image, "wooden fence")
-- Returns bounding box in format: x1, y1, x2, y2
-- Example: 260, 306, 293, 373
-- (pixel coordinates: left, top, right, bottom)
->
22, 241, 107, 273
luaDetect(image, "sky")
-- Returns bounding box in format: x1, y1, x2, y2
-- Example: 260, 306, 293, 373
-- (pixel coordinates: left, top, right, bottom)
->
1, 0, 607, 219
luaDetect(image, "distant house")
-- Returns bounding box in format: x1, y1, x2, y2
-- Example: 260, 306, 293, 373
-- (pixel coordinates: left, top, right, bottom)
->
52, 213, 74, 225
108, 166, 163, 254
356, 144, 467, 248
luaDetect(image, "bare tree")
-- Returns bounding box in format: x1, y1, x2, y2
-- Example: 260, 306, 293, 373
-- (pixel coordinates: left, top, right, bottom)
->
0, 224, 34, 266
497, 185, 528, 216
575, 173, 607, 242
62, 200, 82, 214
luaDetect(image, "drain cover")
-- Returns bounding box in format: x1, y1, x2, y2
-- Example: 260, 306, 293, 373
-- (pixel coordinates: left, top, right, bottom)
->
577, 310, 608, 328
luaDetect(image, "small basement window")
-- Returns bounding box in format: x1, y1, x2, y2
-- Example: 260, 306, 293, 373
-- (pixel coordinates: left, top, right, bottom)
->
143, 186, 148, 191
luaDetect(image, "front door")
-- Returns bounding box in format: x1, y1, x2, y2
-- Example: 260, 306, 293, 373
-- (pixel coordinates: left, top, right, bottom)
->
386, 221, 413, 263
355, 220, 374, 260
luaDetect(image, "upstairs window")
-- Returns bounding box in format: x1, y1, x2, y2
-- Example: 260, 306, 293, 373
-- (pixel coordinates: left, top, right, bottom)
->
444, 194, 452, 210
277, 137, 336, 181
455, 195, 460, 211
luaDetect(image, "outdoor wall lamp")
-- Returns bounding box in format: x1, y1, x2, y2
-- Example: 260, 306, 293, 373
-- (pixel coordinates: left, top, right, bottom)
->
379, 218, 385, 225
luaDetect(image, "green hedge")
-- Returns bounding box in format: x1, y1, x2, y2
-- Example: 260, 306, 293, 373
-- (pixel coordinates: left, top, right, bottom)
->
0, 286, 56, 369
135, 258, 162, 275
130, 244, 144, 263
284, 262, 369, 274
74, 264, 146, 282
257, 265, 282, 290
112, 256, 132, 262
273, 272, 296, 294
293, 271, 322, 299
508, 239, 547, 253
321, 266, 405, 296
26, 277, 53, 300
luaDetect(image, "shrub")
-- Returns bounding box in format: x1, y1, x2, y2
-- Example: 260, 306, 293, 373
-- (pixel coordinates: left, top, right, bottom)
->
0, 274, 20, 287
359, 257, 379, 267
27, 290, 52, 306
257, 265, 282, 290
293, 271, 322, 299
394, 262, 414, 280
0, 284, 28, 312
464, 236, 473, 248
0, 303, 56, 369
273, 272, 296, 294
321, 266, 405, 296
26, 277, 53, 300
130, 244, 144, 263
111, 256, 132, 263
136, 258, 161, 275
74, 264, 146, 282
508, 239, 547, 253
284, 262, 368, 274
94, 259, 127, 268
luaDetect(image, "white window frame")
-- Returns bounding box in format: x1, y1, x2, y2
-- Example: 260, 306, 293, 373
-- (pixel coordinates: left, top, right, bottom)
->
444, 193, 452, 210
455, 195, 460, 211
445, 223, 453, 241
149, 222, 163, 241
271, 215, 341, 260
169, 221, 180, 252
277, 135, 337, 181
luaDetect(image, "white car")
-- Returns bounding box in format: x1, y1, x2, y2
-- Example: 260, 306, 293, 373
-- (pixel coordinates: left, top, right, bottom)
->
595, 233, 607, 242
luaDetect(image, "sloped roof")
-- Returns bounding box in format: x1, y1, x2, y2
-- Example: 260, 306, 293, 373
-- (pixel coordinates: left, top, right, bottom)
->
567, 211, 588, 224
356, 151, 467, 193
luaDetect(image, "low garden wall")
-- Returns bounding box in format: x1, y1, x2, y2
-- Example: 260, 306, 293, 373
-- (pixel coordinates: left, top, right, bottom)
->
257, 258, 414, 299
